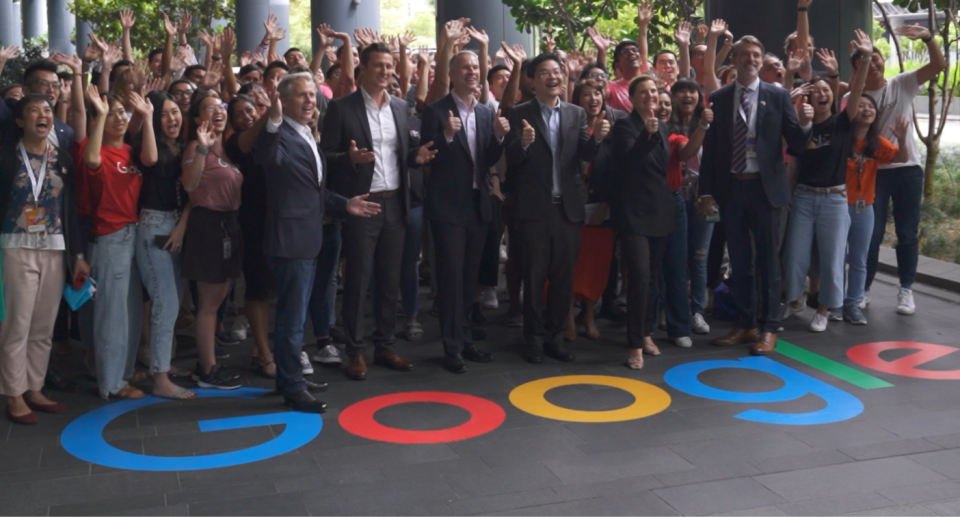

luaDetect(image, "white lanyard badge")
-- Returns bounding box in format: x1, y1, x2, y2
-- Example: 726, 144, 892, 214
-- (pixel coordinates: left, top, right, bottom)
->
18, 142, 49, 204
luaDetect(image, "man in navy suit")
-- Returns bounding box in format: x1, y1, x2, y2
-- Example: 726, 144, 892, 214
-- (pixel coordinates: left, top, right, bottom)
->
698, 35, 813, 356
254, 72, 381, 413
421, 51, 509, 374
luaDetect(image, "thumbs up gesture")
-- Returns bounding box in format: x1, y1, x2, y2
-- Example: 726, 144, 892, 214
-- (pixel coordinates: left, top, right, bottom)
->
444, 110, 462, 140
494, 109, 510, 140
593, 110, 610, 141
644, 108, 659, 134
521, 119, 536, 146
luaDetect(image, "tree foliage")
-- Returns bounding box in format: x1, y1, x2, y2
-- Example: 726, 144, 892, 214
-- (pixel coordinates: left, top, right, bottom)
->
69, 0, 235, 55
0, 37, 48, 87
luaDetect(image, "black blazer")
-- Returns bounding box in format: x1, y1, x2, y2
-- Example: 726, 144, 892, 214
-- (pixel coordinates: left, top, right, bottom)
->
504, 99, 600, 223
0, 143, 83, 277
320, 89, 420, 222
701, 80, 809, 209
421, 94, 504, 227
610, 112, 675, 237
254, 120, 348, 260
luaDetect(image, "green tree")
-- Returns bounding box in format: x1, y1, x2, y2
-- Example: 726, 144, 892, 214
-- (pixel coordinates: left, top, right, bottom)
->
69, 0, 234, 55
0, 37, 47, 87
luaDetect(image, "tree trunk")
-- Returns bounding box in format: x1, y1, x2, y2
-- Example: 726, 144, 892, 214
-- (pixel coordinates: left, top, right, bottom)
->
924, 137, 940, 198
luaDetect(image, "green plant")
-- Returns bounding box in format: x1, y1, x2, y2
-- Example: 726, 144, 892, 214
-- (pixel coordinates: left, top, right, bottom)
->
0, 37, 48, 87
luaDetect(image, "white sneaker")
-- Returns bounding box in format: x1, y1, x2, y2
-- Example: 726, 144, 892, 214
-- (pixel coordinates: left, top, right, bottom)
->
782, 297, 806, 321
499, 244, 508, 264
300, 351, 314, 375
229, 315, 249, 342
674, 336, 693, 348
311, 344, 342, 365
859, 292, 870, 310
481, 287, 499, 310
809, 313, 828, 332
897, 288, 916, 315
691, 313, 710, 334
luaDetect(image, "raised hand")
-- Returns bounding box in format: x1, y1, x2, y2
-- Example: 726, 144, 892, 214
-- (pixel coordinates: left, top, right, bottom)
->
521, 119, 536, 146
543, 35, 556, 53
399, 30, 416, 48
637, 1, 654, 27
586, 27, 612, 55
178, 14, 193, 36
163, 14, 177, 37
197, 29, 213, 50
503, 42, 526, 64
593, 111, 610, 141
346, 194, 382, 217
466, 26, 489, 46
816, 48, 839, 76
675, 21, 693, 47
786, 48, 807, 73
893, 116, 910, 142
196, 120, 215, 148
494, 110, 510, 140
119, 8, 136, 31
445, 110, 462, 140
201, 61, 223, 90
789, 83, 814, 101
443, 20, 465, 46
144, 77, 164, 94
268, 86, 282, 122
416, 141, 438, 164
82, 42, 99, 64
88, 32, 108, 56
696, 24, 709, 44
852, 28, 874, 55
565, 50, 583, 78
798, 0, 813, 8
271, 26, 286, 42
709, 19, 728, 39
239, 51, 253, 67
263, 13, 278, 38
130, 92, 152, 117
102, 44, 121, 68
325, 46, 339, 64
348, 140, 375, 164
50, 52, 82, 73
895, 24, 933, 41
86, 85, 106, 114
701, 102, 715, 125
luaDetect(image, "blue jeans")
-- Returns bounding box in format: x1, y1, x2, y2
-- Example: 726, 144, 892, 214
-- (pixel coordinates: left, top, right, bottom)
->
845, 204, 874, 306
135, 210, 184, 373
783, 189, 851, 310
90, 224, 143, 399
400, 206, 424, 320
308, 223, 341, 342
685, 196, 714, 316
653, 192, 691, 337
866, 165, 923, 290
269, 257, 316, 395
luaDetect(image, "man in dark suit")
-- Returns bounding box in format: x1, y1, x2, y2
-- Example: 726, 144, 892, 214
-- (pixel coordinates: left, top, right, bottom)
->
320, 42, 437, 381
254, 72, 381, 412
698, 36, 812, 356
421, 51, 509, 374
505, 53, 609, 364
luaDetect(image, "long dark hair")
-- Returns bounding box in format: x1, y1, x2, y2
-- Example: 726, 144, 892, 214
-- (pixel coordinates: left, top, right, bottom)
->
850, 93, 883, 159
227, 94, 257, 132
134, 91, 183, 175
186, 90, 221, 142
807, 75, 837, 115
572, 78, 606, 115
668, 78, 704, 136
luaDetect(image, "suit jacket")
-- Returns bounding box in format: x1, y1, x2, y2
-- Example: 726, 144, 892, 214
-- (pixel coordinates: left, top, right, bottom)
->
254, 119, 348, 260
320, 89, 419, 222
504, 99, 600, 223
610, 112, 675, 237
700, 80, 808, 209
0, 98, 75, 151
421, 93, 504, 227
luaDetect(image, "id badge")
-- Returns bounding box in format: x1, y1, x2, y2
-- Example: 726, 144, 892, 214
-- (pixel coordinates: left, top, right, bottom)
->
223, 236, 233, 260
856, 199, 866, 214
746, 137, 758, 160
24, 207, 46, 233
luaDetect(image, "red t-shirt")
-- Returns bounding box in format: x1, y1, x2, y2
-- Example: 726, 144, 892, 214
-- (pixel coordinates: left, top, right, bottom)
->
667, 134, 688, 192
606, 78, 632, 113
76, 138, 143, 237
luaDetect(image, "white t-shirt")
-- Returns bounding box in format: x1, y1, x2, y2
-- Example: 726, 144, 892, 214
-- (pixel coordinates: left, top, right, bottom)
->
858, 70, 922, 169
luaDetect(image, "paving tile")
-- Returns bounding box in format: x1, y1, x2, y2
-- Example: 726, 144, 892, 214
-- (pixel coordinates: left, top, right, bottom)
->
0, 447, 41, 473
923, 496, 960, 516
272, 464, 385, 491
654, 477, 785, 515
654, 462, 762, 487
667, 431, 814, 467
102, 426, 158, 441
878, 480, 960, 505
447, 424, 583, 458
717, 506, 788, 516
0, 434, 59, 452
775, 492, 896, 515
111, 504, 190, 516
189, 491, 308, 516
0, 464, 89, 487
39, 444, 95, 469
364, 500, 453, 516
141, 427, 275, 456
748, 449, 855, 474
489, 490, 680, 516
0, 506, 47, 516
926, 432, 960, 449
657, 422, 763, 445
380, 456, 489, 479
848, 503, 940, 516
176, 453, 321, 489
312, 442, 459, 469
480, 442, 586, 468
574, 438, 662, 455
48, 493, 166, 516
785, 420, 902, 450
840, 438, 942, 460
543, 446, 694, 485
754, 457, 947, 502
165, 481, 278, 506
444, 463, 562, 499
299, 474, 459, 515
909, 449, 960, 479
550, 475, 664, 500
448, 488, 565, 515
873, 408, 960, 439
562, 412, 698, 443
0, 470, 179, 512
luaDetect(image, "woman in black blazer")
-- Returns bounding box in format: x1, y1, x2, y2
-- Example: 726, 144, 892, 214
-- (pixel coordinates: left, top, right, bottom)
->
610, 76, 676, 370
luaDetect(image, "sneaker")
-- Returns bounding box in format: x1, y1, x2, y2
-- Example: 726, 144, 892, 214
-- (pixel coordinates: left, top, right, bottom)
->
214, 344, 230, 359
828, 308, 843, 322
843, 304, 868, 325
196, 364, 242, 390
312, 344, 342, 365
897, 288, 916, 315
192, 362, 240, 382
300, 352, 314, 375
504, 307, 523, 328
481, 287, 499, 310
809, 312, 828, 332
782, 296, 806, 321
499, 244, 508, 264
691, 313, 710, 334
215, 331, 240, 347
859, 292, 870, 310
674, 336, 693, 348
229, 316, 249, 342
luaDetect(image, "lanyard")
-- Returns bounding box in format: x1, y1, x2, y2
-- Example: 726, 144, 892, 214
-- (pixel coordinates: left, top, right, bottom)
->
853, 153, 867, 200
18, 141, 49, 205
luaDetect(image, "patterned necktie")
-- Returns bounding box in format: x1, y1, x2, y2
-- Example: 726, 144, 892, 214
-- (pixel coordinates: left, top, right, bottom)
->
731, 86, 751, 174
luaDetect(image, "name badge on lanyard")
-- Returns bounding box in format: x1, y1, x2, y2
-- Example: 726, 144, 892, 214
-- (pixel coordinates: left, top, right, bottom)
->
18, 143, 49, 234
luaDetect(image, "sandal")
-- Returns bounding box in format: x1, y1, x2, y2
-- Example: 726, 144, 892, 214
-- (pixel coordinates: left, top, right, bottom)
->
128, 371, 149, 383
642, 342, 661, 356
626, 352, 644, 370
113, 385, 145, 400
167, 366, 192, 379
404, 322, 423, 341
153, 386, 197, 400
256, 360, 277, 379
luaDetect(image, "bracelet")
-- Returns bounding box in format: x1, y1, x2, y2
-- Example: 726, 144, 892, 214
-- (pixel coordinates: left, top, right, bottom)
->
75, 253, 85, 261
699, 123, 711, 131
828, 73, 840, 79
797, 6, 808, 11
212, 56, 222, 61
922, 35, 933, 43
196, 146, 209, 155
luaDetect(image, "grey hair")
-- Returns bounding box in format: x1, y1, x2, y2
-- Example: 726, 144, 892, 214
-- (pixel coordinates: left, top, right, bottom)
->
278, 72, 316, 98
449, 50, 479, 69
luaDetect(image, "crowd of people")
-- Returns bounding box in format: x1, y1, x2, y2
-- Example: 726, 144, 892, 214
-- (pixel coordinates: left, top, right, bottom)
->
0, 0, 944, 419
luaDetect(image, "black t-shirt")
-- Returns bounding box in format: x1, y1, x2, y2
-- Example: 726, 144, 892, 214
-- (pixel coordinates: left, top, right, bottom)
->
791, 112, 852, 188
137, 147, 186, 212
224, 132, 266, 218
405, 111, 424, 208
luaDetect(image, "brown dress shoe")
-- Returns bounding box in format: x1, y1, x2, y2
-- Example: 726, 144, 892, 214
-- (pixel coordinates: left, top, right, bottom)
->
712, 328, 760, 347
373, 349, 414, 371
751, 332, 778, 356
345, 354, 368, 380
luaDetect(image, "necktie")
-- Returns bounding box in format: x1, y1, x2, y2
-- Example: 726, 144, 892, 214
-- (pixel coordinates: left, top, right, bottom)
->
731, 87, 751, 174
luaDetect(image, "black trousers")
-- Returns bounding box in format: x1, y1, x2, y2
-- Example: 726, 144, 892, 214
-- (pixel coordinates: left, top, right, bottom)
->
432, 194, 489, 356
341, 195, 406, 355
477, 195, 504, 287
721, 178, 784, 333
621, 233, 669, 349
517, 204, 580, 348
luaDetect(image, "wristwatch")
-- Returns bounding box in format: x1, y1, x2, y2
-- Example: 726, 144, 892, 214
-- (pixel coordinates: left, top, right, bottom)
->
699, 123, 711, 131
196, 146, 210, 155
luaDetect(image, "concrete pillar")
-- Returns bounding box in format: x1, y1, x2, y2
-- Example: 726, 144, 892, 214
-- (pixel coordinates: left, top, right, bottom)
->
0, 0, 20, 47
436, 0, 534, 57
47, 0, 74, 54
11, 1, 23, 46
706, 0, 872, 79
235, 0, 270, 54
311, 0, 380, 55
76, 18, 92, 58
22, 0, 46, 40
268, 0, 289, 55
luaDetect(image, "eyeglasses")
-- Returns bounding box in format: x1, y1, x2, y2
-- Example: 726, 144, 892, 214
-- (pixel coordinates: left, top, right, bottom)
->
620, 47, 640, 55
30, 80, 62, 91
587, 71, 609, 81
537, 69, 565, 78
202, 104, 227, 113
172, 89, 194, 98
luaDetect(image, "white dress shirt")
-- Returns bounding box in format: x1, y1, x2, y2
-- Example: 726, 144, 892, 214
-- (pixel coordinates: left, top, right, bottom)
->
266, 115, 323, 185
733, 77, 761, 174
361, 86, 401, 192
448, 91, 479, 189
